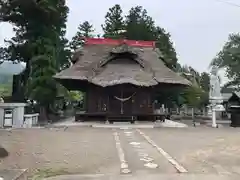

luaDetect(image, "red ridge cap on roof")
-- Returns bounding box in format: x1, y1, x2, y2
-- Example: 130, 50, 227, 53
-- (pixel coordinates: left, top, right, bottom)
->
84, 38, 155, 48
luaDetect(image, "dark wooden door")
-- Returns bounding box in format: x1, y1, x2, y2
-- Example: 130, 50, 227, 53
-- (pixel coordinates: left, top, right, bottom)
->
122, 91, 133, 115
109, 91, 121, 114
133, 91, 153, 114
108, 89, 134, 115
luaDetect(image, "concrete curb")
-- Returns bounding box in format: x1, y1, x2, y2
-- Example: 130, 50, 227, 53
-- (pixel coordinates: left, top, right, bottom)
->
44, 173, 239, 180
46, 121, 188, 129
1, 123, 188, 129
153, 125, 188, 128
44, 174, 105, 180
45, 124, 93, 129
92, 124, 154, 128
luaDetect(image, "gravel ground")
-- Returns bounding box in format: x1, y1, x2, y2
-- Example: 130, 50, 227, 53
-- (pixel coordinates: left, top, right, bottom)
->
0, 127, 119, 178
142, 127, 240, 174
1, 126, 240, 179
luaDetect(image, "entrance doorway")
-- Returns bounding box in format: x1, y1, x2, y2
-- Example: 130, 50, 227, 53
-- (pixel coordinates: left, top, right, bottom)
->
109, 89, 135, 115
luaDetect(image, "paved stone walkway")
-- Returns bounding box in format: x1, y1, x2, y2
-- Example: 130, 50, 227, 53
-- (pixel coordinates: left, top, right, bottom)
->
0, 169, 26, 180
52, 117, 188, 128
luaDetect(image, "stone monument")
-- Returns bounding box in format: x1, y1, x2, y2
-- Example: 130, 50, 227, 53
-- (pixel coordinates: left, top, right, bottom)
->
209, 66, 225, 128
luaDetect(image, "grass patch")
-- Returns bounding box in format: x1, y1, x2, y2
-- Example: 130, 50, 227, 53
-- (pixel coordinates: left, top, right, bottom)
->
31, 168, 71, 180
0, 84, 12, 97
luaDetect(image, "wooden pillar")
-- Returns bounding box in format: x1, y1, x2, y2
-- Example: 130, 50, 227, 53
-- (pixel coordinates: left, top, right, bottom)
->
85, 89, 89, 113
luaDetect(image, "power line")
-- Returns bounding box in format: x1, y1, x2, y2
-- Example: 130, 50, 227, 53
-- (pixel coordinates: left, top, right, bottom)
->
215, 0, 240, 8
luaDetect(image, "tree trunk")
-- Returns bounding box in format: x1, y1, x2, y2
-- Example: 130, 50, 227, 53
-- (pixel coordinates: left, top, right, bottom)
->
39, 106, 49, 122
12, 75, 24, 102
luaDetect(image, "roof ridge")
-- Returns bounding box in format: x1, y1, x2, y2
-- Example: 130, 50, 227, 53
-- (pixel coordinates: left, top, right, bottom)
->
86, 44, 153, 78
54, 43, 190, 87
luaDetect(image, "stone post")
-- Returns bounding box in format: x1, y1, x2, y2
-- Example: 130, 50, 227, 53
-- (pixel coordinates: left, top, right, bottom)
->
0, 108, 4, 128
212, 109, 217, 128
12, 106, 25, 128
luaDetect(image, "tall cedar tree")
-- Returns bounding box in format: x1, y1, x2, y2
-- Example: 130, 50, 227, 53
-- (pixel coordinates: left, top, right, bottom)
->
200, 72, 210, 92
125, 6, 178, 69
102, 4, 125, 39
0, 0, 69, 120
101, 5, 183, 107
70, 21, 94, 50
125, 6, 156, 41
102, 5, 178, 70
154, 27, 178, 70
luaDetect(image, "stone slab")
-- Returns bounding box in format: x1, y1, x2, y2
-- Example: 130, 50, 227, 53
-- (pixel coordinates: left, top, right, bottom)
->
92, 124, 154, 129
154, 120, 188, 128
0, 169, 27, 180
51, 120, 188, 129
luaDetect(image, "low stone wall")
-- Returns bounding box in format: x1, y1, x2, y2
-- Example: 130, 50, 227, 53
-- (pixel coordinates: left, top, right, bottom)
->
23, 113, 39, 128
171, 115, 211, 121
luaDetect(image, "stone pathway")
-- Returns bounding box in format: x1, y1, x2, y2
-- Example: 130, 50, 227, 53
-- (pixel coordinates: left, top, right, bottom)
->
113, 128, 179, 174
52, 117, 188, 129
0, 169, 27, 180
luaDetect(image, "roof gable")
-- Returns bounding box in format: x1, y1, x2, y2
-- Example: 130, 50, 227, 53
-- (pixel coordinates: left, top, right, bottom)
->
100, 53, 144, 68
54, 38, 190, 87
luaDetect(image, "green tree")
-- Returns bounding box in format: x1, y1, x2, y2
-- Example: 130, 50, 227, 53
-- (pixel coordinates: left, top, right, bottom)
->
101, 5, 178, 69
70, 21, 95, 50
27, 38, 58, 119
126, 6, 178, 69
0, 0, 38, 101
182, 86, 205, 107
124, 6, 178, 69
211, 33, 240, 89
102, 4, 125, 39
176, 64, 209, 107
155, 27, 178, 70
101, 4, 184, 107
125, 6, 155, 41
0, 0, 69, 120
0, 47, 9, 63
200, 72, 210, 92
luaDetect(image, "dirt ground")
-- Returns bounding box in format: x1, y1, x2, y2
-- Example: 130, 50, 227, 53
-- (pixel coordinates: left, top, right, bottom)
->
143, 127, 240, 174
1, 126, 240, 179
0, 127, 119, 179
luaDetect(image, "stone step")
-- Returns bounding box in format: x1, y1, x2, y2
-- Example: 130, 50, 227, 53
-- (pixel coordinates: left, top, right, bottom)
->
92, 124, 154, 128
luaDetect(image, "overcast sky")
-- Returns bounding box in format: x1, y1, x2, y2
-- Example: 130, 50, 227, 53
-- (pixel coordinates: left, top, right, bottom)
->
1, 0, 240, 83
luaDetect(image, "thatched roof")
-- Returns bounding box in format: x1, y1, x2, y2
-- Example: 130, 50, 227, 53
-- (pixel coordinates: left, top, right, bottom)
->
54, 41, 190, 87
